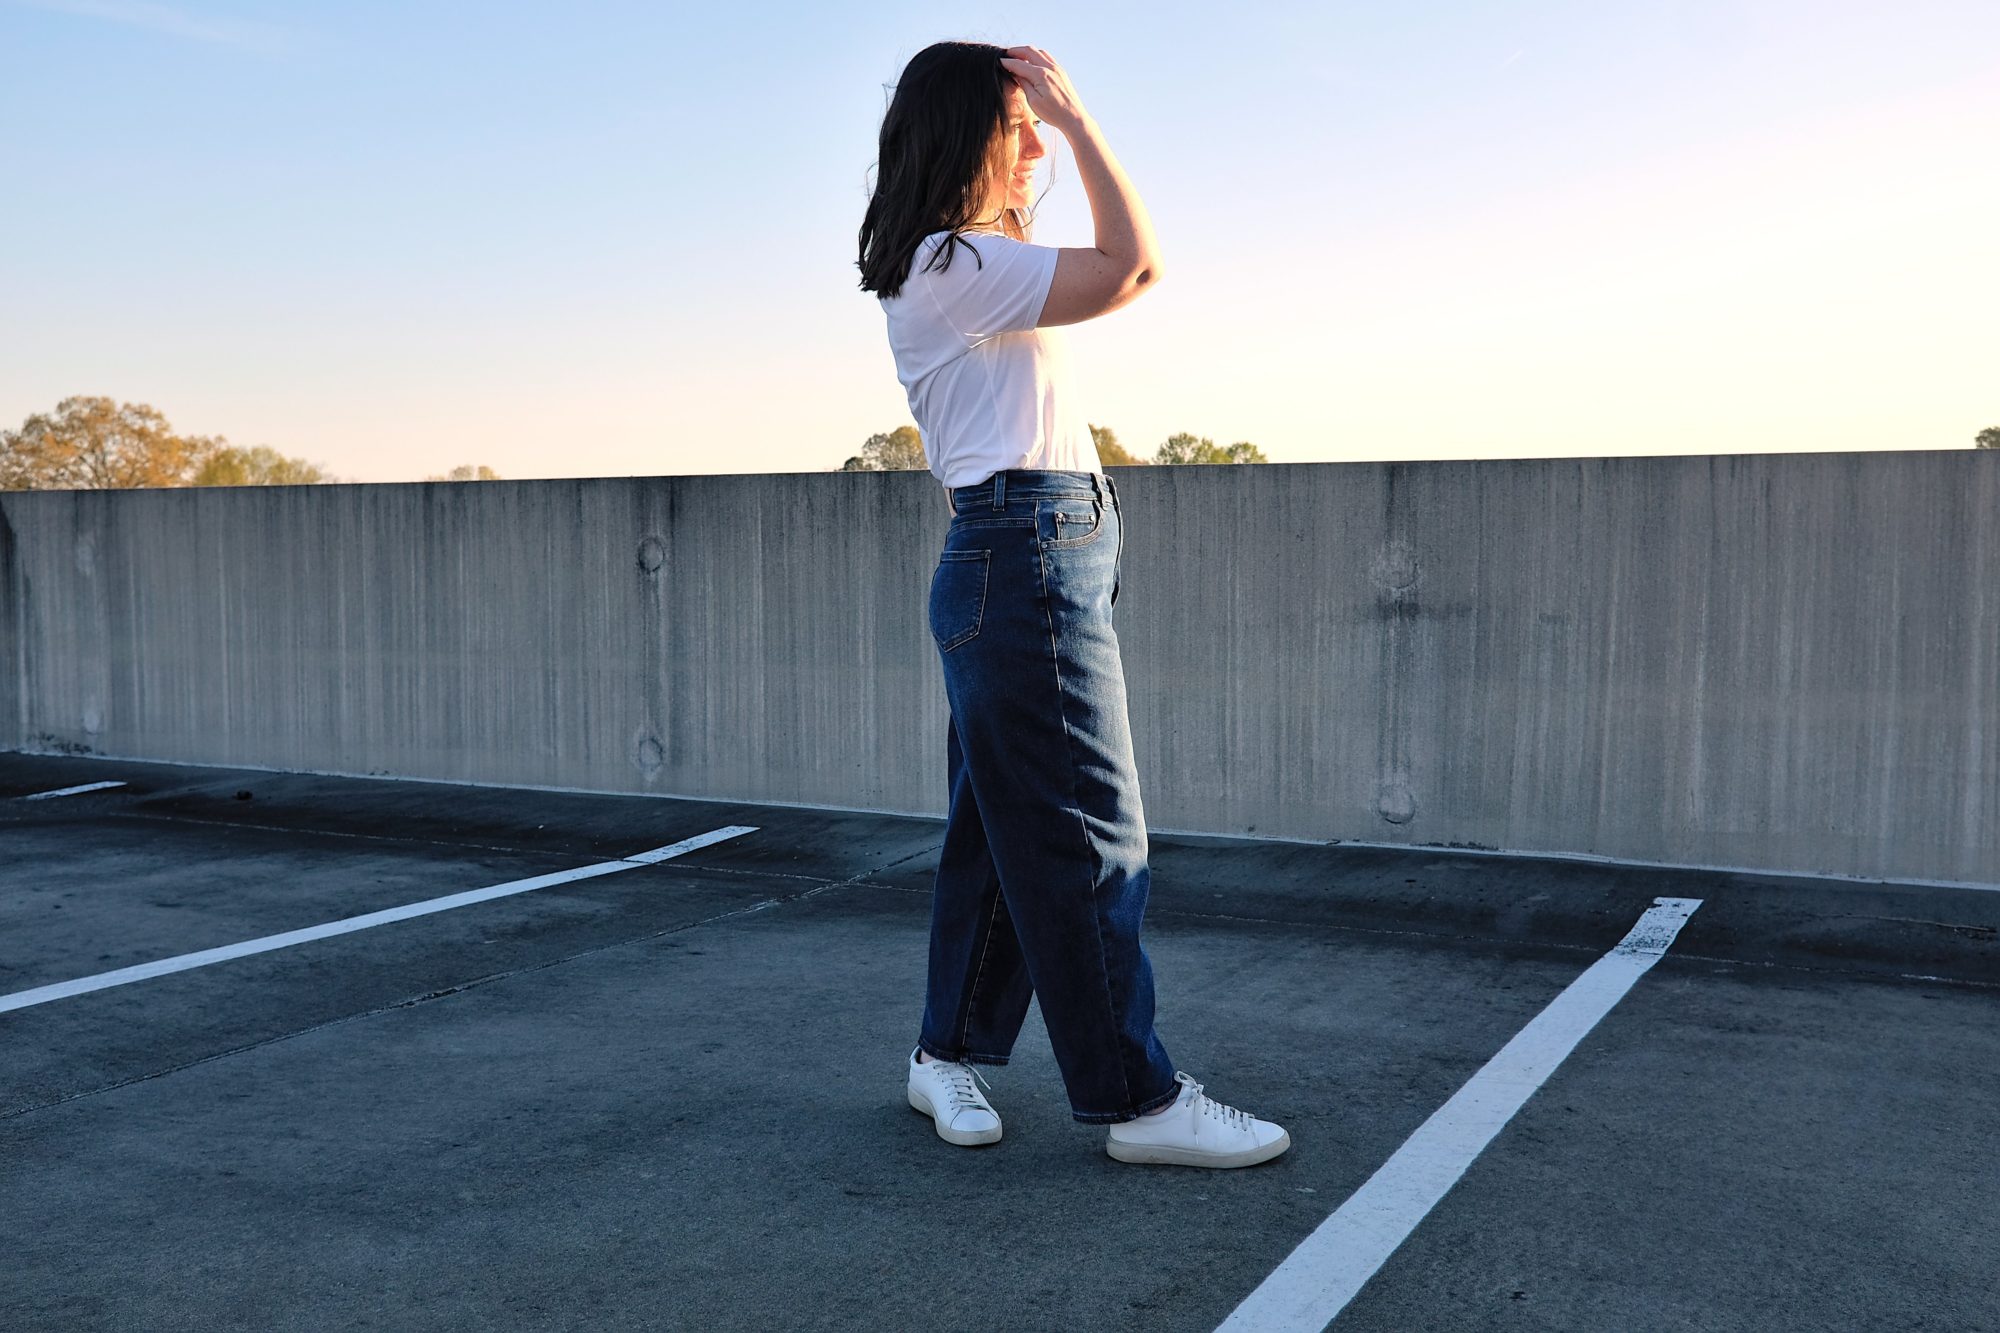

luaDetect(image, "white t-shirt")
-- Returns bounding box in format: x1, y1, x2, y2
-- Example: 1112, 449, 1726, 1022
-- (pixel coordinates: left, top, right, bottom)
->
879, 228, 1101, 489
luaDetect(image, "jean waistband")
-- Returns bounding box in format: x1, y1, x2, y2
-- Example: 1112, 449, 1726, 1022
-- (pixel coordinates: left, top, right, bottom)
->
948, 469, 1114, 514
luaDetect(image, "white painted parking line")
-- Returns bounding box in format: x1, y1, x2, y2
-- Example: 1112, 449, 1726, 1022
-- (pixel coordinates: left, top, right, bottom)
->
1218, 896, 1703, 1333
20, 781, 128, 801
0, 825, 758, 1015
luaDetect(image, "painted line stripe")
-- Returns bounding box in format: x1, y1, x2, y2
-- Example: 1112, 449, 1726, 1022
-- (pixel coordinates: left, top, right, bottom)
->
20, 781, 128, 801
0, 824, 758, 1015
1217, 896, 1703, 1332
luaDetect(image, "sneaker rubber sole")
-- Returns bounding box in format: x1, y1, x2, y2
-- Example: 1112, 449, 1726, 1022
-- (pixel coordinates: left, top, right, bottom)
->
1105, 1127, 1291, 1168
907, 1088, 1003, 1146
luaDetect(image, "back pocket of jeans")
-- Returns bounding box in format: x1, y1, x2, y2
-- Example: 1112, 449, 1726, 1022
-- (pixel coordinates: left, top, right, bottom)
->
928, 550, 990, 652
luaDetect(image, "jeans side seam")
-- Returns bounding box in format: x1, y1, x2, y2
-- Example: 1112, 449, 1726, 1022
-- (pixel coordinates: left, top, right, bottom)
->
956, 881, 1007, 1053
1112, 492, 1123, 605
1035, 541, 1137, 1120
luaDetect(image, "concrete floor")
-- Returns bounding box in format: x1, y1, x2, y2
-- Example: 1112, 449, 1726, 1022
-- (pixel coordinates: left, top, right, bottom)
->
2, 753, 1995, 1332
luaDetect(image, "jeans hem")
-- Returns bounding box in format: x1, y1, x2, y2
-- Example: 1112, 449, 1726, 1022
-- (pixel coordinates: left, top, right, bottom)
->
1071, 1078, 1183, 1124
916, 1038, 1011, 1067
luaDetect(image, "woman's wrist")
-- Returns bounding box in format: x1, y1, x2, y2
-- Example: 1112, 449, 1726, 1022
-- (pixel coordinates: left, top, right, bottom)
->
1057, 110, 1100, 141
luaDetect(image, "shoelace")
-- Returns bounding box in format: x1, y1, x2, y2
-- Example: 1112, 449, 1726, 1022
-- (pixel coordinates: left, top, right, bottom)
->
1181, 1078, 1253, 1131
929, 1060, 993, 1110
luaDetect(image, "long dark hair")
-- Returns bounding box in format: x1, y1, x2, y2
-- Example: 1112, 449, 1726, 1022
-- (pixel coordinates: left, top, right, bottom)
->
856, 40, 1049, 300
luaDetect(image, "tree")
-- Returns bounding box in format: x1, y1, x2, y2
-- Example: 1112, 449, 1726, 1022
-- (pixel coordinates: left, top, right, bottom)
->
0, 397, 332, 490
840, 425, 927, 471
192, 444, 333, 486
1, 396, 222, 490
424, 464, 502, 481
1976, 426, 2000, 449
1152, 431, 1267, 465
1090, 423, 1147, 467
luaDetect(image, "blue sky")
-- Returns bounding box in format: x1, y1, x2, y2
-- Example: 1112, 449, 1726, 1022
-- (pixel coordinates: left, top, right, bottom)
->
2, 1, 1995, 482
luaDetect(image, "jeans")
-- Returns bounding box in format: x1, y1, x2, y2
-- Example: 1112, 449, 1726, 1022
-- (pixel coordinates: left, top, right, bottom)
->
918, 468, 1181, 1124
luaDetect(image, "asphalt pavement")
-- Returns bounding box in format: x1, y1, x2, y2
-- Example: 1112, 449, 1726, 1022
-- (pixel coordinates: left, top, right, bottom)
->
2, 752, 1994, 1332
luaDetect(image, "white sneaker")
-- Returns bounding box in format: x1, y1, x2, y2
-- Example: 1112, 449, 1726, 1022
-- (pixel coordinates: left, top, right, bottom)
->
1105, 1071, 1290, 1168
907, 1046, 1002, 1146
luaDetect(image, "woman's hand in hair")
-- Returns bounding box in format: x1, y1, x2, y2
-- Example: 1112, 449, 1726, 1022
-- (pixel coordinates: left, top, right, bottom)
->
999, 47, 1087, 134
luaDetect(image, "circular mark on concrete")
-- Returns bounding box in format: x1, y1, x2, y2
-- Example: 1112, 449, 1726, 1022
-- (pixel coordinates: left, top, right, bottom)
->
75, 534, 97, 577
1376, 781, 1416, 824
637, 536, 666, 574
80, 705, 103, 734
634, 734, 665, 774
1369, 539, 1420, 594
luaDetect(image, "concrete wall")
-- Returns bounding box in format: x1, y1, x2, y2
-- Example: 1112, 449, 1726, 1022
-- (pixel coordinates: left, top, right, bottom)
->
3, 450, 1994, 887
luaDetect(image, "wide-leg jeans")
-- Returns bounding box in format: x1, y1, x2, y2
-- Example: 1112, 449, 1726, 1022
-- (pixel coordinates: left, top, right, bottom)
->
918, 468, 1182, 1124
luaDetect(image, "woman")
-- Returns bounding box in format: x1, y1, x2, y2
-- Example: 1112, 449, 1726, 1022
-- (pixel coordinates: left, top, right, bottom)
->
858, 41, 1289, 1169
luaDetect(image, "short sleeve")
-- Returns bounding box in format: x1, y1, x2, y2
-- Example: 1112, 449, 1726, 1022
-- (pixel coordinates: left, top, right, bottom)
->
922, 232, 1059, 341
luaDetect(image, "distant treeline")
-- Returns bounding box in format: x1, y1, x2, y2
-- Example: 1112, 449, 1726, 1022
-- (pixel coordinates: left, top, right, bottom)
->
6, 397, 1995, 491
839, 423, 1266, 472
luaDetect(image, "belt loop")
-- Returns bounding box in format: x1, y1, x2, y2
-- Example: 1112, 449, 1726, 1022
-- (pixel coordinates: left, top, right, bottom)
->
990, 471, 1006, 510
948, 487, 957, 515
1091, 472, 1104, 502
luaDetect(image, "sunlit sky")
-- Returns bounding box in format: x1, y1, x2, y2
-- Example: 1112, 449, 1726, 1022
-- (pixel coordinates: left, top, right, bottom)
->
2, 1, 1995, 482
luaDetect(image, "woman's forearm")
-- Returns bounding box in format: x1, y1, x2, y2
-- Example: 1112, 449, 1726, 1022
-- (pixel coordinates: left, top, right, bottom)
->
1064, 114, 1164, 282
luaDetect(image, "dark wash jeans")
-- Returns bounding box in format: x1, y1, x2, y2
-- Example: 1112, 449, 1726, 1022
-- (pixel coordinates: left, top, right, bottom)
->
919, 468, 1181, 1124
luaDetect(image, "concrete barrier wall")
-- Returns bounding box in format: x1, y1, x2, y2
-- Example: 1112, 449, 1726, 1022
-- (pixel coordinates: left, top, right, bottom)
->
3, 450, 1994, 886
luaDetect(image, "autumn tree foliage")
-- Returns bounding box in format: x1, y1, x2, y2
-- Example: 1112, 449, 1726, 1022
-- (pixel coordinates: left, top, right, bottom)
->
2, 397, 215, 489
1, 396, 332, 490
